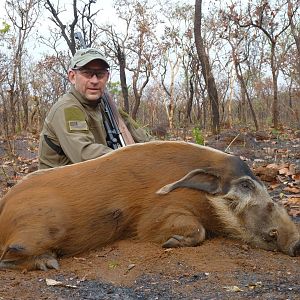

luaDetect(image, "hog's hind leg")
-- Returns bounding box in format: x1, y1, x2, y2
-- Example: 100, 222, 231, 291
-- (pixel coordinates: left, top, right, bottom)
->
0, 252, 59, 271
0, 241, 60, 271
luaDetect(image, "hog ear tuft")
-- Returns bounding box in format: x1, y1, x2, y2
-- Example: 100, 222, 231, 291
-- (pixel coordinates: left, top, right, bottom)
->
156, 168, 221, 195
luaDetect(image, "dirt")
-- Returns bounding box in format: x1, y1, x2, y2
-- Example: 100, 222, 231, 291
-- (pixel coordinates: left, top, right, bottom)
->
1, 239, 299, 300
0, 130, 299, 300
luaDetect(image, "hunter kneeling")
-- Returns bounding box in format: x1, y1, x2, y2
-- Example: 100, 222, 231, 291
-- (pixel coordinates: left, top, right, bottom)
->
38, 47, 151, 169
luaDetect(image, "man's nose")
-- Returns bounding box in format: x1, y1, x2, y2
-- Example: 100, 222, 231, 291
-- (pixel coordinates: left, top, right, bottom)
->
90, 74, 100, 82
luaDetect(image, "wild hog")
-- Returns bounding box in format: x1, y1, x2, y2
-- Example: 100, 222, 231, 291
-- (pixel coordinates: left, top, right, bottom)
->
0, 141, 299, 271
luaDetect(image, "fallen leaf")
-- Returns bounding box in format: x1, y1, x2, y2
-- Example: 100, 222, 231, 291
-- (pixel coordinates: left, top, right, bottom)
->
286, 197, 300, 204
45, 278, 77, 288
246, 281, 263, 290
223, 285, 243, 292
288, 208, 300, 218
254, 166, 278, 182
127, 263, 135, 270
283, 186, 300, 194
73, 257, 87, 261
279, 167, 291, 176
269, 182, 281, 189
124, 263, 136, 275
46, 279, 62, 286
266, 163, 280, 170
292, 174, 300, 181
288, 164, 297, 175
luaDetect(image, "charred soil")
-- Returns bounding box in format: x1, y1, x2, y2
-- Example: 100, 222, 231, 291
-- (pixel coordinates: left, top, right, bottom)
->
0, 129, 299, 299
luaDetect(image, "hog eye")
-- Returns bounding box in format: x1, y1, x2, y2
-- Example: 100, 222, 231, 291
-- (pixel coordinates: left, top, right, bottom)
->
269, 229, 278, 240
239, 179, 254, 192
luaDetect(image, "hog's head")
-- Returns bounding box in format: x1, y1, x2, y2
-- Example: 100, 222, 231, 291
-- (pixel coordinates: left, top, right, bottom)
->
156, 162, 300, 256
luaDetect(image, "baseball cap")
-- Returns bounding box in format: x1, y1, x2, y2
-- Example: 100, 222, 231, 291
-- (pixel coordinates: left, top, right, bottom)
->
70, 48, 110, 69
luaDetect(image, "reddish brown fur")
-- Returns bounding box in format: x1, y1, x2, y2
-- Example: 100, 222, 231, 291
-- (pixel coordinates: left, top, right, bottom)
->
0, 141, 299, 271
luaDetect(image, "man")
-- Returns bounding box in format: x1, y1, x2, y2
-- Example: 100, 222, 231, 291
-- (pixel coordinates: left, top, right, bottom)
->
38, 48, 151, 169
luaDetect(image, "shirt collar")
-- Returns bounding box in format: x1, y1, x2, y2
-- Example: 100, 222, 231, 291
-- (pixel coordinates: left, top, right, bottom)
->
70, 85, 101, 108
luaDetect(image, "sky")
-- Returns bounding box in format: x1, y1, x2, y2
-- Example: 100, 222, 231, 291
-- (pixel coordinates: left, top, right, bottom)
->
0, 0, 195, 56
0, 0, 197, 28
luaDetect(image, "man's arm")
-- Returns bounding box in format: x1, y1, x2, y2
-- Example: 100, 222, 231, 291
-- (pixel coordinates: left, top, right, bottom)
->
50, 105, 112, 163
118, 109, 153, 143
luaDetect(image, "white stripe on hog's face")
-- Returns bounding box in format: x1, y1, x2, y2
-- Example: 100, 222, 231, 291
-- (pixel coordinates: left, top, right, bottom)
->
157, 169, 300, 256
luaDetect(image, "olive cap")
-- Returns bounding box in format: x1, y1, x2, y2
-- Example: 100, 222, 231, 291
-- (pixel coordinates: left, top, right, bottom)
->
70, 48, 109, 69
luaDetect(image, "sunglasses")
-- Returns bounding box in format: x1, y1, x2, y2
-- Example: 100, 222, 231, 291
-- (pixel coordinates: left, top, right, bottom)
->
73, 68, 109, 79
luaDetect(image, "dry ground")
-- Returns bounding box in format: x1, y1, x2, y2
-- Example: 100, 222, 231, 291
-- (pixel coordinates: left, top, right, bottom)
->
0, 129, 299, 299
1, 238, 299, 299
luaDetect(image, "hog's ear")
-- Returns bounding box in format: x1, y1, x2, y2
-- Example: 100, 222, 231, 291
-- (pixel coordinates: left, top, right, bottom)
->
156, 168, 221, 195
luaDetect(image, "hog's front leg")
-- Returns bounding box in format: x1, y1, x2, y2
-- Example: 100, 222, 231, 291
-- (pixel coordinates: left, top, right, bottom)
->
138, 211, 206, 248
162, 225, 206, 248
161, 214, 206, 248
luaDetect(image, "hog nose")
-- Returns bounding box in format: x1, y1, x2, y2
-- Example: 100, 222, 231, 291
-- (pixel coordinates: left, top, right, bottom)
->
291, 240, 300, 256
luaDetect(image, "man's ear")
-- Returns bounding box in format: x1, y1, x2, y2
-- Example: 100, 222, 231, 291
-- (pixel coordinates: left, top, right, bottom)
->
68, 69, 76, 84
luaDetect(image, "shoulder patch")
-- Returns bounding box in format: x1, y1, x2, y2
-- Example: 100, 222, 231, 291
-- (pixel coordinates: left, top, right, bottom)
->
64, 107, 88, 132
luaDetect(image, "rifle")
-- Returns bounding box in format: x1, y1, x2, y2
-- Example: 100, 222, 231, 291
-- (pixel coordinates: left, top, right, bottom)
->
74, 31, 126, 149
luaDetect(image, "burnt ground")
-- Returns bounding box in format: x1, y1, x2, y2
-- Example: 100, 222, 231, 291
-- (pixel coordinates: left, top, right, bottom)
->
0, 129, 299, 300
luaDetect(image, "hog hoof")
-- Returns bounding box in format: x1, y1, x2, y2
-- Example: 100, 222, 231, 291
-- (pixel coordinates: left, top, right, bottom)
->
35, 254, 60, 271
0, 253, 60, 271
162, 229, 205, 248
163, 235, 185, 248
162, 225, 205, 248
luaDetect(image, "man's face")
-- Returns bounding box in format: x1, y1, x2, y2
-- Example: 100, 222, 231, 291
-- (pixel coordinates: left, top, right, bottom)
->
68, 60, 109, 101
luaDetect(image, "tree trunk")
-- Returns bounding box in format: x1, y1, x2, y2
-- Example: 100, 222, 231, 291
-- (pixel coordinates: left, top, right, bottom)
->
194, 0, 220, 134
235, 56, 259, 131
117, 45, 130, 113
270, 43, 279, 129
288, 0, 300, 76
185, 75, 194, 122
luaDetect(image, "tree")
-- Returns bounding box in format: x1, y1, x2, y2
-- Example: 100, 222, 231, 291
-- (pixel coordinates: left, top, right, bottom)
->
29, 54, 70, 131
156, 2, 196, 129
100, 26, 130, 113
43, 0, 100, 55
288, 0, 300, 77
3, 0, 40, 134
227, 0, 296, 129
194, 0, 220, 135
101, 0, 159, 120
218, 12, 259, 130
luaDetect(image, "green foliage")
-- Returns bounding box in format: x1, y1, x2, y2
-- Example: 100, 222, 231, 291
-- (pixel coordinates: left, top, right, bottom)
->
271, 128, 288, 141
0, 21, 10, 34
192, 127, 204, 145
107, 81, 121, 96
271, 128, 279, 136
108, 261, 119, 269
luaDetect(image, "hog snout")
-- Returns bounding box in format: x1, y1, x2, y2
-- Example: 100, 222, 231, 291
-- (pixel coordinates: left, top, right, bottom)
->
289, 240, 300, 257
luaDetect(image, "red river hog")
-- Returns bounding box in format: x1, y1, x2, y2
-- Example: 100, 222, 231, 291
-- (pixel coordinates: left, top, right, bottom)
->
0, 141, 299, 271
